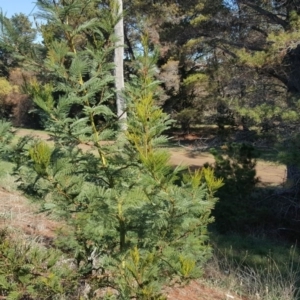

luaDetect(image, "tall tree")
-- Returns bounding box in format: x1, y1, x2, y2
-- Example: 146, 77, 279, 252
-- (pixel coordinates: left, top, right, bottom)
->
122, 0, 234, 129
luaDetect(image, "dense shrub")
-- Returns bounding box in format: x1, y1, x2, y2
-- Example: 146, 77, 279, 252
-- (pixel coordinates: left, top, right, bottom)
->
207, 143, 260, 233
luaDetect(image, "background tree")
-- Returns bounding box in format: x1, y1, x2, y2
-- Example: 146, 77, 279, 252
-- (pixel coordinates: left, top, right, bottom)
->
0, 13, 38, 77
212, 1, 300, 182
120, 0, 299, 134
121, 0, 237, 129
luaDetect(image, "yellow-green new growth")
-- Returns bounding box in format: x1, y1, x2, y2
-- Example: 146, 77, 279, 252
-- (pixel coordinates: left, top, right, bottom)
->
202, 167, 224, 195
179, 255, 196, 278
29, 141, 52, 176
25, 80, 54, 115
184, 167, 224, 195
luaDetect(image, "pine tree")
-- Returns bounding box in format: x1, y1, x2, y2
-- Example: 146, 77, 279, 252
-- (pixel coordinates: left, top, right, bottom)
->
0, 13, 37, 76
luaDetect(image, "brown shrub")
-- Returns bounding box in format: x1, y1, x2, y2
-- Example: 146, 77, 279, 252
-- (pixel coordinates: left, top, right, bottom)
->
9, 68, 34, 86
4, 92, 33, 127
0, 68, 36, 127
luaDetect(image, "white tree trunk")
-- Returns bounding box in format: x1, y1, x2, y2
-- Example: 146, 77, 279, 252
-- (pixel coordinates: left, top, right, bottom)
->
114, 0, 127, 130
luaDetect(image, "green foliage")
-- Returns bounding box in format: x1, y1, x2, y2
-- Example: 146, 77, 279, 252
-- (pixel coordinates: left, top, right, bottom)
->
207, 143, 260, 233
237, 103, 283, 125
0, 229, 78, 299
11, 14, 222, 297
278, 133, 300, 167
0, 78, 13, 117
183, 73, 208, 87
176, 108, 201, 133
0, 120, 14, 158
0, 12, 37, 76
237, 28, 300, 69
0, 77, 13, 96
23, 80, 54, 114
28, 140, 53, 176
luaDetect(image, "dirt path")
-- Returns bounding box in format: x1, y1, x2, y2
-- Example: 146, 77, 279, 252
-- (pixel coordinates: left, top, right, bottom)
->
169, 148, 286, 185
15, 128, 286, 185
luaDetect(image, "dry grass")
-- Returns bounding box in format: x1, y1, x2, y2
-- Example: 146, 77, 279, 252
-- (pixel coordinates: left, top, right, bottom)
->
204, 247, 300, 300
165, 279, 248, 300
0, 187, 65, 243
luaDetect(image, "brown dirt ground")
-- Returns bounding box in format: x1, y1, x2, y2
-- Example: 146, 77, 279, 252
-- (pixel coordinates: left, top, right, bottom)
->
1, 128, 285, 299
0, 187, 65, 242
165, 281, 248, 300
168, 148, 286, 186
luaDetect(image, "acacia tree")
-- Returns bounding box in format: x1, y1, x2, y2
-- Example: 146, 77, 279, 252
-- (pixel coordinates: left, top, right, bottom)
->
11, 1, 222, 298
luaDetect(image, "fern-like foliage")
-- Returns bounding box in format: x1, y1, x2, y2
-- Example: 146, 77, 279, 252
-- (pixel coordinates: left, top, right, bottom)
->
12, 3, 223, 298
0, 120, 14, 157
0, 229, 79, 299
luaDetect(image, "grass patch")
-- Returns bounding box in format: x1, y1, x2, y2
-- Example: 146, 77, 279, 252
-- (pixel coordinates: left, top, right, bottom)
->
207, 233, 300, 299
0, 161, 17, 192
257, 149, 281, 163
211, 233, 300, 268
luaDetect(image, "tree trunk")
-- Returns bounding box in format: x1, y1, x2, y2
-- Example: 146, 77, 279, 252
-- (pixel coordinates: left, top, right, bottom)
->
114, 0, 127, 130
